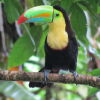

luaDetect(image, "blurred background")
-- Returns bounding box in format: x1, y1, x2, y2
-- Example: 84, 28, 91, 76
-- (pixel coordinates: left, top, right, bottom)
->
0, 0, 100, 100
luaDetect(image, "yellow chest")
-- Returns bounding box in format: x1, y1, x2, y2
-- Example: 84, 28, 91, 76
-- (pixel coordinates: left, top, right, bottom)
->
47, 31, 68, 50
47, 15, 68, 50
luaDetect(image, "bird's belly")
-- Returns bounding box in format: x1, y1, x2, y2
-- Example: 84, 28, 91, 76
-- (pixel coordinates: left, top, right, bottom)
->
45, 45, 70, 70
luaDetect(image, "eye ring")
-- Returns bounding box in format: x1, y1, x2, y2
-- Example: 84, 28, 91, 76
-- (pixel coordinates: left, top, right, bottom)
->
56, 13, 59, 16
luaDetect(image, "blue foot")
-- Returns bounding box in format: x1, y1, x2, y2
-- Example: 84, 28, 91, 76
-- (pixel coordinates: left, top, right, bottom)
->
70, 71, 78, 84
44, 69, 51, 85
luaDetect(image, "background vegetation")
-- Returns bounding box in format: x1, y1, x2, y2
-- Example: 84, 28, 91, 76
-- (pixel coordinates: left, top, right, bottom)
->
0, 0, 100, 100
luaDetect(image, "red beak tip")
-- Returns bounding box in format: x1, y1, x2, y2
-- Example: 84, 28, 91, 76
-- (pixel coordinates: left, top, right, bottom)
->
17, 14, 28, 24
17, 20, 21, 24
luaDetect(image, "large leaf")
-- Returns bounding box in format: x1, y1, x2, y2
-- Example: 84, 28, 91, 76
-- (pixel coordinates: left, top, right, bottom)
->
37, 26, 48, 57
60, 0, 73, 13
13, 0, 23, 14
78, 0, 98, 14
87, 0, 98, 13
70, 4, 88, 45
4, 0, 18, 23
0, 82, 37, 100
30, 25, 43, 48
78, 0, 99, 36
8, 34, 34, 68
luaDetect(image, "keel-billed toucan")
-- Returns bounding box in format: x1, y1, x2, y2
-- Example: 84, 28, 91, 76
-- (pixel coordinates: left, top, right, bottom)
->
18, 5, 78, 88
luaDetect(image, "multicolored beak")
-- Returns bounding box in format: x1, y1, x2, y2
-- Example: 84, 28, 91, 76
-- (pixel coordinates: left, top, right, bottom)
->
18, 5, 53, 24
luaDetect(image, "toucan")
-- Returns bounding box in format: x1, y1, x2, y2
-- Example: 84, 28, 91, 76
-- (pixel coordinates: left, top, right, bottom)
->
18, 5, 78, 88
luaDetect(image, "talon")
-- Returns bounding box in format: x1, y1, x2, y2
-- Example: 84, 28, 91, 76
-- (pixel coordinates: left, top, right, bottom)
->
44, 69, 51, 85
73, 72, 78, 85
73, 72, 78, 78
70, 71, 78, 85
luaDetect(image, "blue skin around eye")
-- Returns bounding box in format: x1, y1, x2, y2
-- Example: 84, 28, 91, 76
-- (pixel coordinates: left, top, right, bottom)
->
26, 17, 52, 23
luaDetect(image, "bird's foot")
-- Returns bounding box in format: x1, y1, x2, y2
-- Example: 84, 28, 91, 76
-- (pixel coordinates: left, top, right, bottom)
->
29, 69, 51, 88
43, 69, 51, 85
70, 71, 78, 85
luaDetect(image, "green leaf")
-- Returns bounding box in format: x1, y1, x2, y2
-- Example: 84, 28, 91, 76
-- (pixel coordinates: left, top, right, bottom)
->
78, 0, 97, 15
8, 34, 34, 68
70, 4, 88, 45
90, 69, 100, 76
4, 0, 18, 23
88, 0, 98, 13
13, 0, 23, 14
88, 87, 99, 96
78, 0, 100, 37
30, 25, 43, 48
60, 0, 73, 12
34, 0, 43, 6
37, 26, 48, 57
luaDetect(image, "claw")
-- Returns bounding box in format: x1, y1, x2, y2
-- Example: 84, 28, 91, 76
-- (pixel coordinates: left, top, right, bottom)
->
44, 69, 51, 85
70, 71, 78, 84
72, 71, 78, 78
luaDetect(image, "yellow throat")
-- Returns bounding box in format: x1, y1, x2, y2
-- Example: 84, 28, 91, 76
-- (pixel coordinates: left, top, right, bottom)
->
47, 16, 68, 50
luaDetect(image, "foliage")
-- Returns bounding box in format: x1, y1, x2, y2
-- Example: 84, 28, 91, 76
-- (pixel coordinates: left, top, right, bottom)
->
0, 82, 37, 100
0, 0, 100, 100
8, 33, 34, 67
90, 69, 100, 76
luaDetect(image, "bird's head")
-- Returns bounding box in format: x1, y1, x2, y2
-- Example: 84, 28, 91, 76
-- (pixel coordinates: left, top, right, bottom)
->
17, 5, 64, 24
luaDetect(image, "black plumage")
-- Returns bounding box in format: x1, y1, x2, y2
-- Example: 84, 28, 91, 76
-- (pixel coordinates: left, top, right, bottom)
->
45, 36, 78, 72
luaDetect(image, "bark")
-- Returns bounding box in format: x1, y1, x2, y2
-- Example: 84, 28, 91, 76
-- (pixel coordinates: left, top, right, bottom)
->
0, 70, 100, 88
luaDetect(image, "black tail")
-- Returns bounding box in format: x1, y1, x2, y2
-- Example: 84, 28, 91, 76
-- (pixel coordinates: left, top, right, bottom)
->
29, 68, 53, 88
29, 81, 53, 88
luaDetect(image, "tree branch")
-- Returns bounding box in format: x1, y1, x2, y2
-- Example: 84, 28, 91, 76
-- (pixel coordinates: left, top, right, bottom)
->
0, 70, 100, 88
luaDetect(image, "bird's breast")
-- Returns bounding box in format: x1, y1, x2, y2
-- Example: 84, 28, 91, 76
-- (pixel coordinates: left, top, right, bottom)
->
47, 31, 68, 50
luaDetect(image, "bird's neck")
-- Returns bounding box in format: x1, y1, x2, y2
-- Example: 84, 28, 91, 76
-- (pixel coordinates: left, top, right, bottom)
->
47, 17, 68, 50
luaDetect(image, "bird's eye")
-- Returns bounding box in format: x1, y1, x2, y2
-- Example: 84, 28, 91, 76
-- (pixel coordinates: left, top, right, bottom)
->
56, 13, 59, 16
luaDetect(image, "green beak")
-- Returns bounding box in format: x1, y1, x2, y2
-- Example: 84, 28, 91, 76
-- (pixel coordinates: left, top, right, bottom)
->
18, 5, 54, 24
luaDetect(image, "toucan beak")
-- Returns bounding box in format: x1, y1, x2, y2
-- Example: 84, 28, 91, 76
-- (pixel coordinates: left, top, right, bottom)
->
18, 5, 53, 24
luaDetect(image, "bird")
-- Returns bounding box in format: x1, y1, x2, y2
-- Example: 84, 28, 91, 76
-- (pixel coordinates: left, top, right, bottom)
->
17, 5, 78, 88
